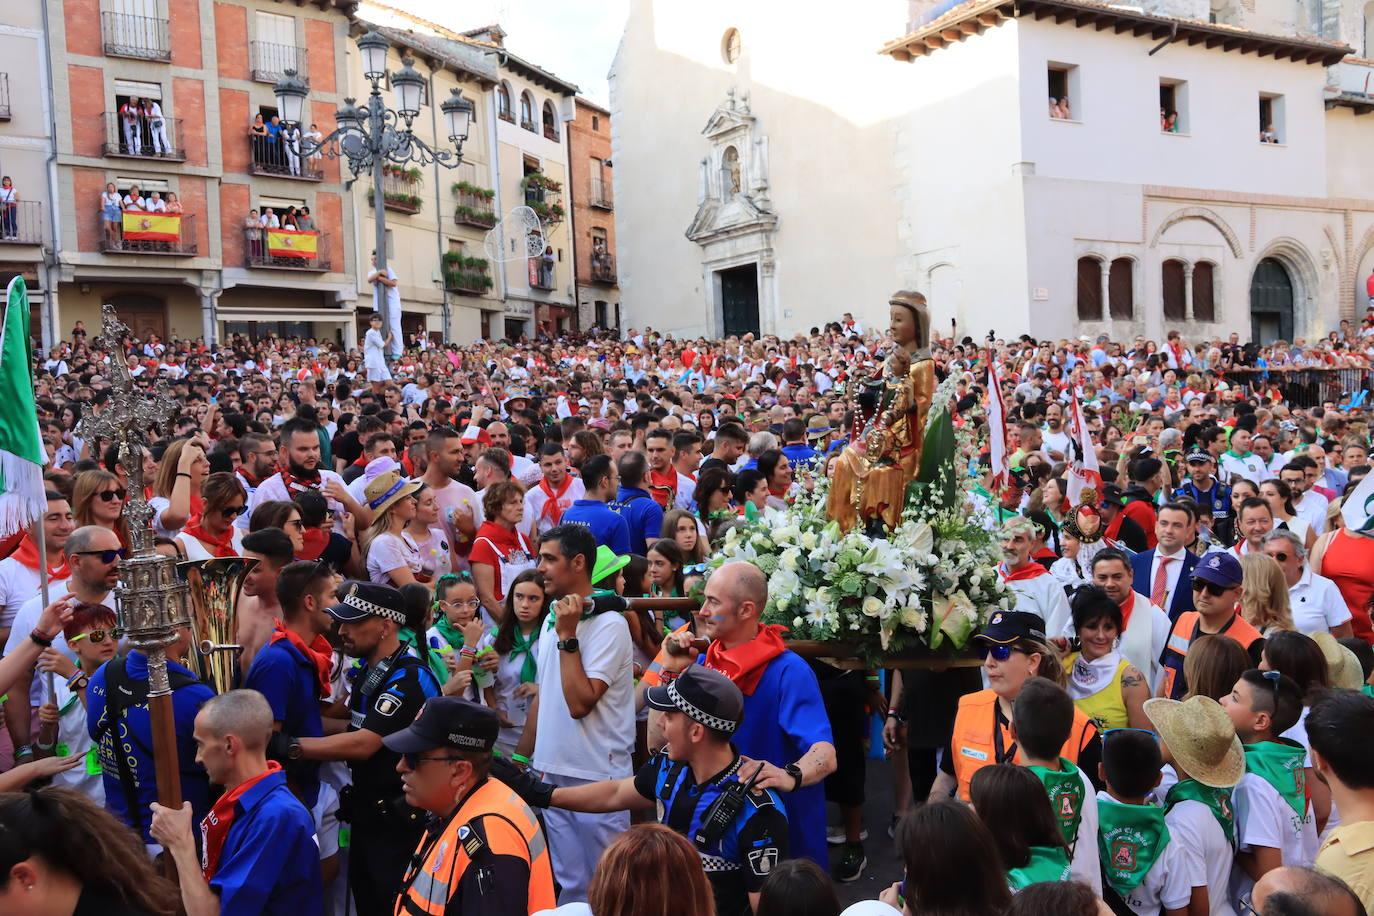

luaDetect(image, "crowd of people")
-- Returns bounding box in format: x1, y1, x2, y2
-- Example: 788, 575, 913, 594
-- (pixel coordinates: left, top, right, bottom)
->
0, 309, 1372, 916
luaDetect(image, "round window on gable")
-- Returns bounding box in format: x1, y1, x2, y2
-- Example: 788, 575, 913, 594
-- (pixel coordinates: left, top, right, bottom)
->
722, 28, 741, 64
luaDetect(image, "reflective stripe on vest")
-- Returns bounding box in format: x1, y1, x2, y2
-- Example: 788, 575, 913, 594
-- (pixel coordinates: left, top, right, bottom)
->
396, 778, 556, 916
951, 689, 1094, 801
1159, 611, 1261, 700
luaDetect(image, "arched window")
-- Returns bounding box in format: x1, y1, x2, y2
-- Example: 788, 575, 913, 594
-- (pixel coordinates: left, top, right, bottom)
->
1076, 257, 1103, 320
1109, 258, 1134, 319
722, 146, 741, 196
542, 100, 558, 140
1192, 261, 1215, 322
519, 91, 535, 130
1162, 259, 1187, 321
496, 83, 513, 122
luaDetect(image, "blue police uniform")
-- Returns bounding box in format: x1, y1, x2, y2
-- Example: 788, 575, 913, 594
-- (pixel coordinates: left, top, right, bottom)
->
88, 651, 215, 845
561, 498, 633, 554
609, 485, 664, 554
345, 652, 441, 915
208, 767, 324, 916
1175, 479, 1232, 525
244, 635, 325, 807
634, 752, 789, 916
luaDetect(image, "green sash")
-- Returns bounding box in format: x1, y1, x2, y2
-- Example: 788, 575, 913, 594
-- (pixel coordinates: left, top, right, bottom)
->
1007, 845, 1072, 891
1165, 778, 1235, 847
1098, 798, 1170, 897
1028, 758, 1085, 850
1361, 684, 1373, 700
1243, 741, 1307, 817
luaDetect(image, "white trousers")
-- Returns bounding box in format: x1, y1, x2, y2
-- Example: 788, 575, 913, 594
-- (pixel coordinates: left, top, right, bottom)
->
148, 119, 169, 155
541, 772, 629, 904
123, 121, 141, 154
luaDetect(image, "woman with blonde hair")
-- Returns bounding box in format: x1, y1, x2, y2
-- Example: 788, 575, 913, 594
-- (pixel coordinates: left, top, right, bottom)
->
149, 436, 209, 538
360, 469, 424, 586
72, 469, 129, 547
1240, 552, 1294, 635
1181, 633, 1251, 701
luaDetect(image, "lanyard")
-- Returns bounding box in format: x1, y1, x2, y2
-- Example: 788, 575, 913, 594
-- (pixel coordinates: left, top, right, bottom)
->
991, 702, 1017, 764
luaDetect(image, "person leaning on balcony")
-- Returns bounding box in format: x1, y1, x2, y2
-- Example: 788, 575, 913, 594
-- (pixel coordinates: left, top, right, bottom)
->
249, 112, 267, 163
164, 192, 182, 215
260, 207, 280, 229
296, 206, 315, 231
120, 96, 143, 154
122, 184, 145, 212
145, 191, 166, 214
100, 182, 122, 249
245, 209, 263, 259
144, 98, 170, 157
0, 176, 17, 240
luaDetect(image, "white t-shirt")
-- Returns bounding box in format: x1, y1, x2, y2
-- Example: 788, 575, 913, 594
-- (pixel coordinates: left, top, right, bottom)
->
1042, 428, 1073, 461
486, 627, 542, 754
531, 608, 634, 781
4, 587, 113, 706
1294, 490, 1329, 535
366, 531, 420, 585
175, 527, 245, 561
1097, 792, 1193, 915
1219, 452, 1269, 485
428, 478, 480, 552
40, 676, 104, 804
1230, 770, 1319, 907
1067, 766, 1102, 896
1166, 795, 1238, 916
247, 470, 349, 535
363, 328, 388, 374
1006, 571, 1073, 637
524, 477, 586, 541
1288, 567, 1351, 634
0, 557, 52, 628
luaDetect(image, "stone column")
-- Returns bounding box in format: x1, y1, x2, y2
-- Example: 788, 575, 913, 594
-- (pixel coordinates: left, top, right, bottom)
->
200, 290, 220, 346
1183, 262, 1194, 322
1100, 261, 1110, 321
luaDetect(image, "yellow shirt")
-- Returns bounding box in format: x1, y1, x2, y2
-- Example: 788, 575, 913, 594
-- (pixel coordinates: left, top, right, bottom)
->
1317, 820, 1374, 913
1062, 652, 1131, 731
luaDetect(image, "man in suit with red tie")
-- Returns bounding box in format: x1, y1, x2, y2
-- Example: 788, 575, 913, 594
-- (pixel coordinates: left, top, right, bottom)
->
1131, 501, 1200, 623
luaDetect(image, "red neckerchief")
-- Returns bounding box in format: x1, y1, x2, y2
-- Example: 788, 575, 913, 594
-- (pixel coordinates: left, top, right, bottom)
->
704, 624, 788, 695
1169, 342, 1185, 367
181, 522, 236, 558
237, 468, 262, 488
1104, 512, 1125, 542
999, 562, 1049, 583
1031, 546, 1057, 561
269, 619, 332, 697
539, 475, 573, 526
12, 535, 70, 580
280, 467, 321, 495
1118, 593, 1135, 631
201, 763, 282, 879
298, 527, 329, 561
648, 466, 677, 509
768, 483, 788, 499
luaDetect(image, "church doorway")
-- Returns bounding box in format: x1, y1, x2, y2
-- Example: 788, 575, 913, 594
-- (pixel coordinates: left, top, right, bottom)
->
718, 264, 759, 338
1250, 257, 1294, 344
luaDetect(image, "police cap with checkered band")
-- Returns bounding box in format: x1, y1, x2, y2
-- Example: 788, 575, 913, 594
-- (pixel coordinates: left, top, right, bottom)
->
644, 666, 744, 734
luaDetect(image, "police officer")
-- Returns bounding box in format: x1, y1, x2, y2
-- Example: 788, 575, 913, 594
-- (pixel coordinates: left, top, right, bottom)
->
1175, 448, 1233, 546
282, 581, 441, 914
384, 696, 555, 915
501, 666, 789, 916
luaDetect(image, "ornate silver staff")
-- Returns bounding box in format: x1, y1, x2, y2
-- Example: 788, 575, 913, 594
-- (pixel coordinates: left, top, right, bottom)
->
77, 304, 193, 874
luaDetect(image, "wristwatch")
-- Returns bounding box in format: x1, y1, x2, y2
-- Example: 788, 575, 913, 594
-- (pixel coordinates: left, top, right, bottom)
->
287, 740, 303, 761
784, 763, 803, 792
557, 637, 580, 654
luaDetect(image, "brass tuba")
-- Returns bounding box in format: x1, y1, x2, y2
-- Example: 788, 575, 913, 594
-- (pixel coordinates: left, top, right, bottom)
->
179, 557, 257, 694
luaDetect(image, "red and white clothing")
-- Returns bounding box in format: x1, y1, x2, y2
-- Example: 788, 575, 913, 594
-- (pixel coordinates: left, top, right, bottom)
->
247, 468, 349, 535
469, 522, 536, 605
648, 466, 690, 511
0, 539, 69, 629
176, 525, 245, 561
1000, 562, 1072, 637
1113, 591, 1171, 692
524, 475, 586, 541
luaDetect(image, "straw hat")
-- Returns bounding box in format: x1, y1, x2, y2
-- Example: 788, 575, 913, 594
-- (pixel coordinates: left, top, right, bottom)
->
364, 469, 422, 517
1143, 695, 1245, 788
1309, 631, 1365, 691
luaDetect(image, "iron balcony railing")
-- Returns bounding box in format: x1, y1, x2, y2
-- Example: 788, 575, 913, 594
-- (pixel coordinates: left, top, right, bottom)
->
251, 41, 307, 84
101, 12, 170, 61
249, 134, 324, 180
244, 228, 330, 270
529, 258, 556, 290
103, 211, 198, 255
103, 111, 186, 160
0, 200, 43, 245
590, 252, 616, 284
0, 74, 10, 121
590, 177, 613, 210
1220, 367, 1374, 409
520, 116, 536, 132
543, 122, 559, 141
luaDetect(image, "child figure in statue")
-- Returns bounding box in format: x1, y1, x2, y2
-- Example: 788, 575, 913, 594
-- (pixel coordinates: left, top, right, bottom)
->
827, 291, 936, 533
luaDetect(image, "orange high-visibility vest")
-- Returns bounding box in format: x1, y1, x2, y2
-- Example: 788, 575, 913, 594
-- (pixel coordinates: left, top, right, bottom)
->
1158, 611, 1262, 700
950, 688, 1096, 801
395, 777, 555, 916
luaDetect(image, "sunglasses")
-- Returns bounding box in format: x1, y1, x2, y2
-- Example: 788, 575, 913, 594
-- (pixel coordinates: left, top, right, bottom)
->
222, 505, 246, 518
975, 644, 1016, 662
97, 489, 128, 502
1190, 580, 1233, 597
402, 752, 464, 770
74, 548, 129, 564
1260, 668, 1282, 697
1265, 551, 1289, 563
69, 629, 111, 645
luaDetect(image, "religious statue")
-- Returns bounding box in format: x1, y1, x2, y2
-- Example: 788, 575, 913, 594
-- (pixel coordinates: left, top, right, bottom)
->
826, 291, 936, 533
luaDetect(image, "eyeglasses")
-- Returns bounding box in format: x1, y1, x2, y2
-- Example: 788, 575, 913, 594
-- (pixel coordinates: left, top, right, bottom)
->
285, 519, 304, 530
73, 548, 129, 564
97, 489, 128, 502
440, 598, 481, 610
1238, 892, 1258, 916
402, 752, 464, 770
69, 629, 110, 645
222, 505, 246, 518
975, 644, 1016, 662
1190, 580, 1233, 597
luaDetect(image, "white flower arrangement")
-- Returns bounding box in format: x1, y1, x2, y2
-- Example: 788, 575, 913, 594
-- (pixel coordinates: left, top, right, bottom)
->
707, 380, 1013, 661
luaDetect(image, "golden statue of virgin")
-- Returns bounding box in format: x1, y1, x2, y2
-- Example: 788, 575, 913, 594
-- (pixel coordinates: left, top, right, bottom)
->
826, 291, 936, 533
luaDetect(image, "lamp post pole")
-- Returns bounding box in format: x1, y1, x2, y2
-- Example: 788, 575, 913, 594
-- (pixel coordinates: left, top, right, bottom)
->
367, 85, 394, 354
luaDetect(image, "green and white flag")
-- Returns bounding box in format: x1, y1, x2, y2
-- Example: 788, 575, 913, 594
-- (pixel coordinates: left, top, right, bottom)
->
0, 277, 46, 537
1342, 468, 1374, 533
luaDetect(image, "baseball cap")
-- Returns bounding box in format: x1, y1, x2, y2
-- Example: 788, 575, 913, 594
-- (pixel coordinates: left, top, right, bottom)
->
974, 610, 1046, 646
644, 666, 744, 734
1191, 552, 1242, 588
1099, 483, 1125, 507
326, 580, 408, 625
382, 696, 499, 755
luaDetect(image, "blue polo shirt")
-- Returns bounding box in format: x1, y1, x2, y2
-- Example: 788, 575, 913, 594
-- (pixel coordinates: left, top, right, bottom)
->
696, 650, 832, 866
609, 486, 665, 555
210, 768, 324, 916
780, 443, 819, 474
561, 498, 633, 555
244, 635, 325, 807
88, 651, 215, 845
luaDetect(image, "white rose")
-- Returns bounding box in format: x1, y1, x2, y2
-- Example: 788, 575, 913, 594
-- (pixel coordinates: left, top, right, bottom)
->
800, 530, 818, 550
861, 595, 884, 618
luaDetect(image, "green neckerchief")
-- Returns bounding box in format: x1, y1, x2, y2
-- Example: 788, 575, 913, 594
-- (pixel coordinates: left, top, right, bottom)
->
1007, 845, 1072, 891
1028, 758, 1085, 851
399, 626, 448, 685
1223, 449, 1252, 460
544, 589, 619, 631
973, 482, 994, 502
435, 615, 466, 651
743, 501, 760, 522
508, 625, 539, 684
1362, 684, 1373, 700
1097, 797, 1170, 897
1244, 741, 1308, 817
1165, 778, 1235, 848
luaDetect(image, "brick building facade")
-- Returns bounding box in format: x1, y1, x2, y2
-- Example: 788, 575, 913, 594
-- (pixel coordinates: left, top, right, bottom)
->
567, 97, 619, 332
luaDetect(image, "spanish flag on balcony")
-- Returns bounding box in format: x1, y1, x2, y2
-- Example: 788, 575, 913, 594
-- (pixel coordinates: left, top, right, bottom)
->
121, 212, 181, 242
266, 228, 318, 259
